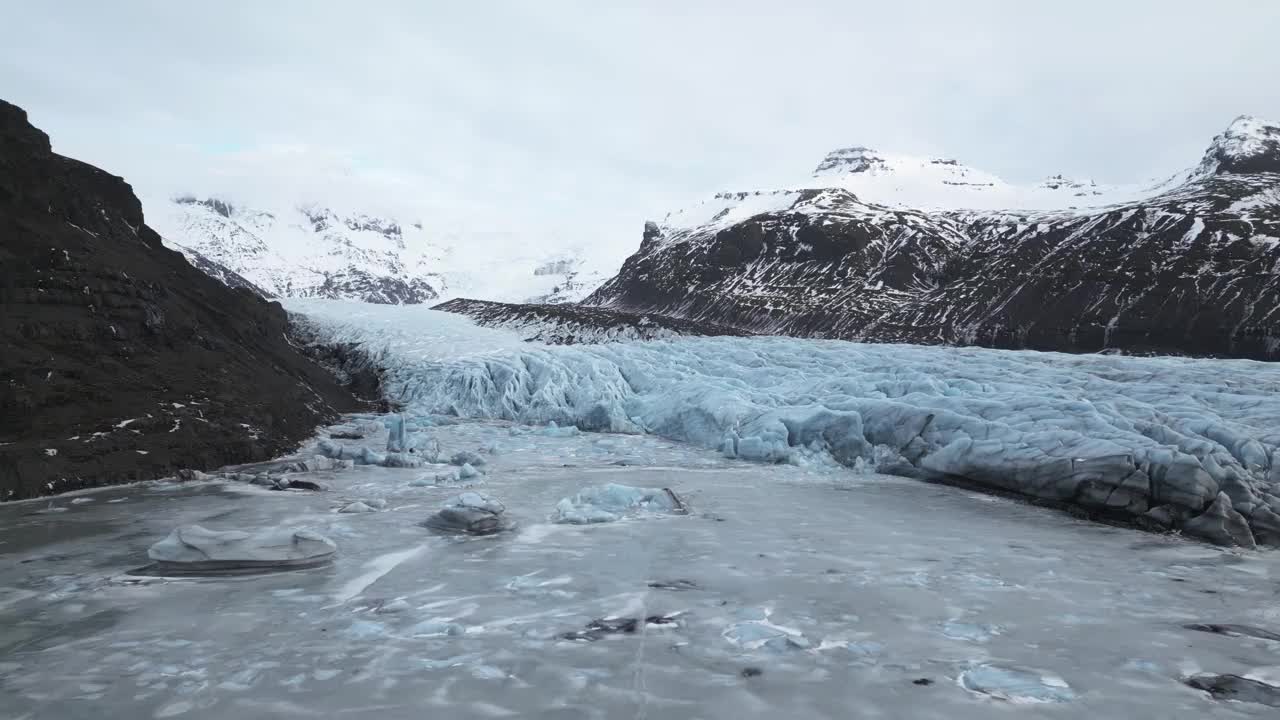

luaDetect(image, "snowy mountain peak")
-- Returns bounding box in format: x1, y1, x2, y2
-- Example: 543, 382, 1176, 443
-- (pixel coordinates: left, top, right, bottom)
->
813, 146, 888, 175
1196, 114, 1280, 176
174, 195, 242, 219
812, 147, 981, 181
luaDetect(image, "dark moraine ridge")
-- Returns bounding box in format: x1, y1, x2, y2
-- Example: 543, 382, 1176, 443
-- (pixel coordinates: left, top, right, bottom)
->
433, 298, 751, 344
0, 99, 364, 500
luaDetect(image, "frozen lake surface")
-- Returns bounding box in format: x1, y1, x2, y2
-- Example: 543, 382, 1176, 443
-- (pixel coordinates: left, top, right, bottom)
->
3, 419, 1279, 719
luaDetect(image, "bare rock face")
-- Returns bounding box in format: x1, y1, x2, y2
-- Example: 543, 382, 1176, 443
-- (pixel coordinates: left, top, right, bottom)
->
147, 525, 337, 573
0, 99, 363, 500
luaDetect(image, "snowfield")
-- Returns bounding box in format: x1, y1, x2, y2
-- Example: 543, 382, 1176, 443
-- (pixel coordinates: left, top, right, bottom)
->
288, 300, 1280, 546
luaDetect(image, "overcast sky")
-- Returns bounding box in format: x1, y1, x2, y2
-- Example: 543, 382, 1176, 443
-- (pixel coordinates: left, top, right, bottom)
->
4, 0, 1278, 253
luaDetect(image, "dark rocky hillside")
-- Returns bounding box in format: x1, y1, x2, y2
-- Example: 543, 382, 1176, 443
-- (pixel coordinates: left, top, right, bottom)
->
0, 100, 364, 500
585, 117, 1280, 360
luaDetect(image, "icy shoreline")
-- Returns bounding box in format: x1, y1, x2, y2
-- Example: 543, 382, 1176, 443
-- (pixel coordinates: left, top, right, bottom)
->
285, 299, 1280, 546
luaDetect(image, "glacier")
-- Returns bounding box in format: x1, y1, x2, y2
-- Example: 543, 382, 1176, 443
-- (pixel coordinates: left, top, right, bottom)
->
286, 299, 1280, 545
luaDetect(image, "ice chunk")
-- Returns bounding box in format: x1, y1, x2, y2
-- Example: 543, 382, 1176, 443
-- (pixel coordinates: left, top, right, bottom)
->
303, 455, 340, 472
538, 421, 580, 438
722, 619, 809, 652
458, 463, 483, 480
381, 452, 424, 469
408, 435, 442, 462
553, 483, 685, 524
327, 420, 382, 440
319, 440, 420, 469
423, 493, 514, 535
315, 441, 386, 466
450, 451, 487, 467
958, 665, 1076, 703
410, 468, 484, 488
354, 448, 386, 466
316, 439, 345, 459
386, 414, 407, 453
146, 525, 336, 573
454, 492, 503, 514
339, 501, 378, 514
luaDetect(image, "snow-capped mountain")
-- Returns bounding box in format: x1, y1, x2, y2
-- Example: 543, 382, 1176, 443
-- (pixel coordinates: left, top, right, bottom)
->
584, 115, 1280, 359
150, 196, 613, 305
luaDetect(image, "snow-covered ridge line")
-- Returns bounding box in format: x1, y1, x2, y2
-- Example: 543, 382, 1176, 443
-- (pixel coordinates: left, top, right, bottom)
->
290, 300, 1280, 548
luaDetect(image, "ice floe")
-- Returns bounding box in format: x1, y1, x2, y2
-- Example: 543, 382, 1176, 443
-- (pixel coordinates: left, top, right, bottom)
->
552, 483, 685, 524
146, 526, 337, 574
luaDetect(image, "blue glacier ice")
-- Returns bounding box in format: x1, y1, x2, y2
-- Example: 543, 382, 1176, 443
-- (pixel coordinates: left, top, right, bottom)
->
386, 414, 407, 453
553, 483, 683, 524
285, 299, 1280, 545
958, 665, 1077, 703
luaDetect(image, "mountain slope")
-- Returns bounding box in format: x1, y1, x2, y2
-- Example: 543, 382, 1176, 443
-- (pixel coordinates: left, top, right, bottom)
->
586, 116, 1280, 359
151, 197, 614, 305
0, 99, 363, 500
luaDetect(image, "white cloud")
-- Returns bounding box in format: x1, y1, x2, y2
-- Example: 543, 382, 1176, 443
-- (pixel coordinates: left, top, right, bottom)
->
3, 0, 1278, 261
